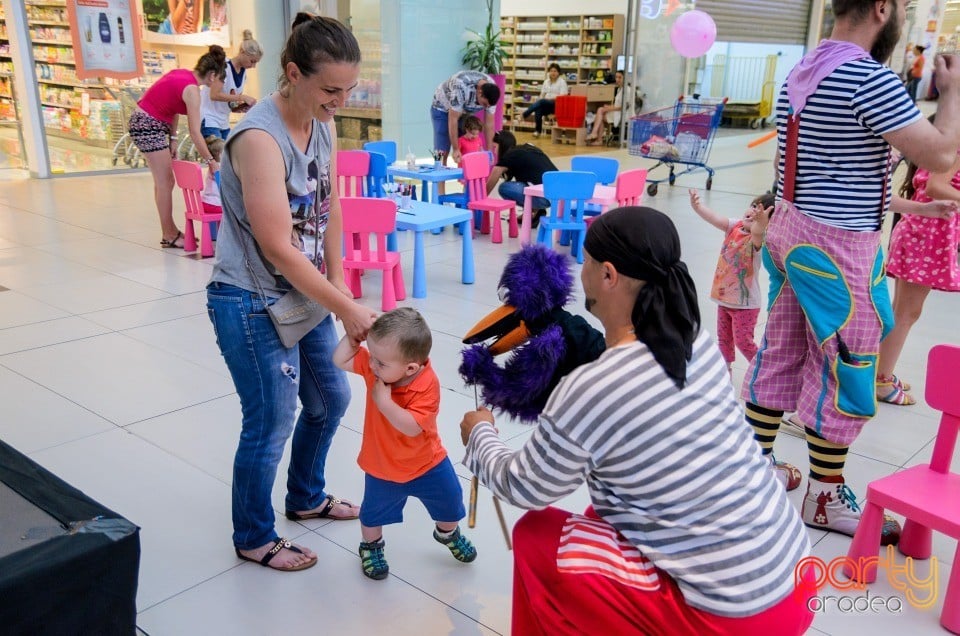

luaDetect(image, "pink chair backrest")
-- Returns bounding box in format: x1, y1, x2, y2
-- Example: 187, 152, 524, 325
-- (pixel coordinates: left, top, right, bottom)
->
615, 168, 648, 207
462, 151, 492, 202
336, 150, 370, 197
172, 160, 204, 214
340, 196, 396, 263
925, 344, 960, 473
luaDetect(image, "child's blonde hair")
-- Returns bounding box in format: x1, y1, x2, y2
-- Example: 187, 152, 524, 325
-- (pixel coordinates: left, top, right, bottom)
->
369, 308, 432, 363
204, 135, 225, 162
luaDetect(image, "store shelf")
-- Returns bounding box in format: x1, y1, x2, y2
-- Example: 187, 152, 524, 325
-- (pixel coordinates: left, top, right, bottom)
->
32, 39, 71, 46
44, 126, 110, 148
38, 78, 93, 88
337, 107, 381, 119
35, 59, 74, 65
500, 14, 624, 132
41, 100, 80, 110
29, 20, 69, 26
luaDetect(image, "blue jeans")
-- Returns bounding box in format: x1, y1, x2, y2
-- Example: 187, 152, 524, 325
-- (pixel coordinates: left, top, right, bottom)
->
499, 180, 549, 210
523, 98, 555, 134
206, 282, 351, 550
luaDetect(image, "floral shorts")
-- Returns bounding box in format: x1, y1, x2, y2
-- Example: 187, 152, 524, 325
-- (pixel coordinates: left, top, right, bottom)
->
128, 109, 171, 153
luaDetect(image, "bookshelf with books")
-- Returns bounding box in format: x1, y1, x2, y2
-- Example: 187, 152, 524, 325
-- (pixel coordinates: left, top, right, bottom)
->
500, 14, 624, 133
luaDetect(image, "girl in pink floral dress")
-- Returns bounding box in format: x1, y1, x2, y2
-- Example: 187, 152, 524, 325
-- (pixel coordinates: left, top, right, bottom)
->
877, 152, 960, 405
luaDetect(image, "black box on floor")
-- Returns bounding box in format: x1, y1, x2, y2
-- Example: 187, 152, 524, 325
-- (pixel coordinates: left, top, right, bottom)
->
0, 439, 140, 635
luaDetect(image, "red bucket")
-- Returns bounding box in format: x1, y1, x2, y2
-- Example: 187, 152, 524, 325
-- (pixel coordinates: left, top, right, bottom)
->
554, 95, 587, 128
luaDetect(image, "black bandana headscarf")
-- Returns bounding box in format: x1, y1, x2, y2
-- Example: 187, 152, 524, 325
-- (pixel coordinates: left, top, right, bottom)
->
583, 207, 701, 388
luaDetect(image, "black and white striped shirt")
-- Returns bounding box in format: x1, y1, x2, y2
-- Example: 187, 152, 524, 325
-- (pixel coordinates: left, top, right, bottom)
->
465, 332, 811, 617
776, 59, 921, 232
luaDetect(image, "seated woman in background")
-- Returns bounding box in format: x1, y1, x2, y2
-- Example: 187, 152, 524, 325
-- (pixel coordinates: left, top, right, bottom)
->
586, 70, 624, 144
522, 63, 568, 138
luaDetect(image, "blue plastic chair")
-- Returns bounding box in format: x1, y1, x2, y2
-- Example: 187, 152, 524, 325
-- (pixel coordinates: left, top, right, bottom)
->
363, 140, 397, 166
571, 156, 619, 218
366, 151, 390, 198
365, 151, 403, 250
538, 171, 597, 264
570, 156, 619, 185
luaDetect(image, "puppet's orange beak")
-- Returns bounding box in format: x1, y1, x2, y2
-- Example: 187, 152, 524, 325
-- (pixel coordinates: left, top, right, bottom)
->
463, 304, 532, 355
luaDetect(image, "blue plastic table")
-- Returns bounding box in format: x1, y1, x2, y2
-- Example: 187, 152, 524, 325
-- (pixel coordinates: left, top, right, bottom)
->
394, 200, 474, 298
386, 163, 464, 203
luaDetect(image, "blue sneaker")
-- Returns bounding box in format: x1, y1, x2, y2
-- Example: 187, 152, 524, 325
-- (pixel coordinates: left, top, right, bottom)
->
433, 526, 477, 563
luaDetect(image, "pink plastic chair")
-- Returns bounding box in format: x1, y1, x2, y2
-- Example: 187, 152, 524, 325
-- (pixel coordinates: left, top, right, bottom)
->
463, 151, 517, 243
846, 343, 960, 633
340, 197, 405, 311
336, 150, 370, 197
172, 160, 221, 258
583, 168, 649, 228
614, 168, 648, 207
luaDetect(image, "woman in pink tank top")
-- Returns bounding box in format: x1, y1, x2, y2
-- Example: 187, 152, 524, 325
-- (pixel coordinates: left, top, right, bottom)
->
127, 45, 227, 248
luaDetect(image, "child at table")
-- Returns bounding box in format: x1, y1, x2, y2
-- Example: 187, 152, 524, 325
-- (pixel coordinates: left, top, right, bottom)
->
457, 115, 484, 165
200, 135, 224, 237
689, 189, 774, 373
332, 308, 477, 580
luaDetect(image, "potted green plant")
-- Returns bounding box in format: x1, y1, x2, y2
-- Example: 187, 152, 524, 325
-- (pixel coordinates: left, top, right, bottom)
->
461, 0, 507, 74
461, 0, 508, 129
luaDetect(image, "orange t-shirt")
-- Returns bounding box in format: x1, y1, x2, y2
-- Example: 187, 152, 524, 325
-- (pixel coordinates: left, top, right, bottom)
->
352, 347, 447, 482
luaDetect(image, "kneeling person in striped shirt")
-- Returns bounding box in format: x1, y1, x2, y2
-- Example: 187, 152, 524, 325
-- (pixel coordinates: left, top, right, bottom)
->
461, 207, 813, 635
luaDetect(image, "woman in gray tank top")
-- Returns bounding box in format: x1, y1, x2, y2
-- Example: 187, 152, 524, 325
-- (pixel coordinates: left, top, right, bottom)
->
206, 14, 376, 572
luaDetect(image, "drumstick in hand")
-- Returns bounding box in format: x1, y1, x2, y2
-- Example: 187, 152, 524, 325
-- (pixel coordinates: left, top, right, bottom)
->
468, 475, 478, 528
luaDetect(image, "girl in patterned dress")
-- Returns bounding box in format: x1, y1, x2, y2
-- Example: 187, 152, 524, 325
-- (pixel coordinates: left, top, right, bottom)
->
878, 137, 960, 405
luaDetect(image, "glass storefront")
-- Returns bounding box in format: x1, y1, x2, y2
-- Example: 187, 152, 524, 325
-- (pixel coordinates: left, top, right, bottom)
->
3, 0, 383, 177
0, 4, 27, 172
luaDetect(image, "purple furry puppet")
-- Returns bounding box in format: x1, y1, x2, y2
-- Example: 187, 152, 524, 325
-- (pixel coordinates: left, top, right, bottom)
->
459, 244, 606, 422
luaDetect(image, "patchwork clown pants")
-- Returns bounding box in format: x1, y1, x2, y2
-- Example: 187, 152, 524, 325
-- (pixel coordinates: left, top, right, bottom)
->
742, 201, 893, 445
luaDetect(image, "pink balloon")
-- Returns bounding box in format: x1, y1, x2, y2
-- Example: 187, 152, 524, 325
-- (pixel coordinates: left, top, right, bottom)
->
670, 10, 717, 59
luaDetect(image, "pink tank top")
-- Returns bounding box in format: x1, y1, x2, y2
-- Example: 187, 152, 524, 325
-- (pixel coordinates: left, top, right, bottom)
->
138, 69, 198, 124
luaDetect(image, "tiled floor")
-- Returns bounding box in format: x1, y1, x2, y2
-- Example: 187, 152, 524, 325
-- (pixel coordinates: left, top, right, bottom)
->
1, 125, 958, 635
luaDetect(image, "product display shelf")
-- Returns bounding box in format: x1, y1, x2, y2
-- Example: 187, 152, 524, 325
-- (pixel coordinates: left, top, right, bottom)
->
335, 25, 381, 149
24, 0, 119, 149
500, 14, 624, 133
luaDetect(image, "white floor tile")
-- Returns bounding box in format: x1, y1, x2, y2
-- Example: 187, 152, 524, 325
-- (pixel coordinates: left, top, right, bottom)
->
0, 332, 235, 426
1, 128, 957, 635
0, 364, 115, 453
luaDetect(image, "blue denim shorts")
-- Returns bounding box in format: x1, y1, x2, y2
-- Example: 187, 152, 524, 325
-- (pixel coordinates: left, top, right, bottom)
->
359, 457, 465, 527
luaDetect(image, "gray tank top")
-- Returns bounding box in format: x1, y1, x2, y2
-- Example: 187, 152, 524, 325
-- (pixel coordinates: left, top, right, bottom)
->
209, 95, 333, 297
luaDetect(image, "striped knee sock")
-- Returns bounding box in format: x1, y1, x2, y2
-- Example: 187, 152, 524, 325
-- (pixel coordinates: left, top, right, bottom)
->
806, 429, 849, 480
745, 402, 784, 456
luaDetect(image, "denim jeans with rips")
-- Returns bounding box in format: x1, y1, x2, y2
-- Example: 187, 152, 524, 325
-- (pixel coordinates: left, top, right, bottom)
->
206, 282, 351, 550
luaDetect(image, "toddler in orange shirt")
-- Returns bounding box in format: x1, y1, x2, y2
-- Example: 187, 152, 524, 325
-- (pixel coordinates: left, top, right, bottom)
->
333, 308, 477, 580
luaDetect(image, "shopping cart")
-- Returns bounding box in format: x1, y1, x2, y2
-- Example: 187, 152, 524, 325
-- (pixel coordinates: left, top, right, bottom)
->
628, 96, 727, 196
109, 86, 145, 168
